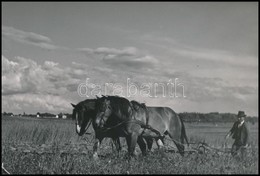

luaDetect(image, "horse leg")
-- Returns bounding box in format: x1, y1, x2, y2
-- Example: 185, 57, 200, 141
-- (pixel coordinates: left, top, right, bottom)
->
126, 133, 138, 158
93, 137, 103, 160
144, 137, 153, 152
180, 118, 189, 147
116, 137, 122, 151
155, 139, 164, 149
112, 137, 121, 156
137, 136, 147, 156
174, 142, 185, 156
167, 132, 185, 156
154, 138, 167, 158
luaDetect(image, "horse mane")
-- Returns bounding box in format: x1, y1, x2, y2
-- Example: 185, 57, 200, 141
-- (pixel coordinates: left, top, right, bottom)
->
73, 98, 97, 111
100, 96, 132, 118
72, 99, 97, 120
130, 100, 147, 110
130, 100, 149, 125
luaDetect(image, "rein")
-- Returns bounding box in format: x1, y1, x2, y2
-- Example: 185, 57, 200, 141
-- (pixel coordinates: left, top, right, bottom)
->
95, 118, 163, 139
76, 119, 92, 135
95, 119, 131, 133
84, 119, 92, 133
95, 98, 163, 139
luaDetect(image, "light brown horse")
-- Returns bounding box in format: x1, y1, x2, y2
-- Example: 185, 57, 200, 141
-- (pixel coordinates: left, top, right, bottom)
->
131, 100, 189, 155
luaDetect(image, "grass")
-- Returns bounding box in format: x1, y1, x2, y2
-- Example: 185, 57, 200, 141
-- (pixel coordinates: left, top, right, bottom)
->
2, 116, 259, 174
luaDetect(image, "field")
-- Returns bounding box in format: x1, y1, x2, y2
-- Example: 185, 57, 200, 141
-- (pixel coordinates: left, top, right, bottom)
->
2, 115, 258, 174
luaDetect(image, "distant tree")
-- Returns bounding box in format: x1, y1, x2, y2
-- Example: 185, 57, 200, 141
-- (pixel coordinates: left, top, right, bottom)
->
64, 113, 72, 119
178, 112, 255, 123
58, 112, 63, 119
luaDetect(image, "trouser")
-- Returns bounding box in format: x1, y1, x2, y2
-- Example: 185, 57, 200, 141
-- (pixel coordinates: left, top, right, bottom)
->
231, 141, 246, 157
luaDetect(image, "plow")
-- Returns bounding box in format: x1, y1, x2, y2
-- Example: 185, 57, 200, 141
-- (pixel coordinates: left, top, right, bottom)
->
164, 141, 230, 155
163, 138, 254, 157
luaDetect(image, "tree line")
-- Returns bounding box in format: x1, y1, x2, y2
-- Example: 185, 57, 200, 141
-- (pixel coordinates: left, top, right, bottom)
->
179, 112, 258, 124
2, 111, 258, 124
2, 112, 72, 119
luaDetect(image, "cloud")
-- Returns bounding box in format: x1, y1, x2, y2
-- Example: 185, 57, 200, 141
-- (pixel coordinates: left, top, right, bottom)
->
44, 61, 59, 68
2, 55, 45, 95
78, 47, 138, 57
84, 47, 138, 57
2, 54, 257, 116
179, 74, 257, 103
140, 33, 257, 68
2, 55, 89, 113
1, 55, 84, 96
171, 47, 257, 68
129, 73, 258, 116
103, 55, 158, 69
2, 26, 67, 50
78, 46, 158, 70
2, 93, 71, 113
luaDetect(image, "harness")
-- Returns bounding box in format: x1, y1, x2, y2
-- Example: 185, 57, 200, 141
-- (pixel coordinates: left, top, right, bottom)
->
95, 102, 164, 141
131, 102, 154, 137
95, 118, 164, 141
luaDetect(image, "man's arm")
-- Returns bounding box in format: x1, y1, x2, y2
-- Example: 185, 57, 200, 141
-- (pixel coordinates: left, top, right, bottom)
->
225, 131, 232, 139
225, 122, 237, 139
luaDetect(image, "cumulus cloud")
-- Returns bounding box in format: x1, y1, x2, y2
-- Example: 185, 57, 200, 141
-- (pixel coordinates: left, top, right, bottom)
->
2, 55, 95, 113
2, 55, 83, 103
2, 55, 45, 95
129, 72, 258, 116
2, 26, 67, 50
177, 73, 257, 103
44, 61, 59, 68
2, 54, 257, 115
78, 46, 158, 69
2, 93, 71, 113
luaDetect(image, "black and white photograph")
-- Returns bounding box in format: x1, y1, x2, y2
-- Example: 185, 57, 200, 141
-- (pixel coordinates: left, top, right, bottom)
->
2, 2, 258, 174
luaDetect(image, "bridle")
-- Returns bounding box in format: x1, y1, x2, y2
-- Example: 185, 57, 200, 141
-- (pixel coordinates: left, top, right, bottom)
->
74, 108, 92, 135
96, 100, 112, 127
95, 101, 162, 138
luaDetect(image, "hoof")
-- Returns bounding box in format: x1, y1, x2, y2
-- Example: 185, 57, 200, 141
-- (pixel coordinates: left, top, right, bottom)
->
93, 153, 99, 160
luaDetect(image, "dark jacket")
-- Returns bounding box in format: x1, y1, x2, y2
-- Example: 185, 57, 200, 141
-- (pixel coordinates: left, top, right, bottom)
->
230, 121, 249, 146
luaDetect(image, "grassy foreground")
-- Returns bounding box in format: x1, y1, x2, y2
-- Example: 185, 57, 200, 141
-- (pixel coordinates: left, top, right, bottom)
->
2, 116, 258, 174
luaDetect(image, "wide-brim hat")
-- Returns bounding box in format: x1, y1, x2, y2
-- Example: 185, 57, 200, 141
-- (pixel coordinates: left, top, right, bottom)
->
237, 111, 246, 117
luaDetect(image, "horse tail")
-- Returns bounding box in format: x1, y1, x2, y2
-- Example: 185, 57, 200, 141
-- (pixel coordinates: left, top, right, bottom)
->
180, 116, 189, 146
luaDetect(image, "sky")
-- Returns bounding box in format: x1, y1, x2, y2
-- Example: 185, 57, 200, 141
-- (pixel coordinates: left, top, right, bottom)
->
1, 2, 258, 116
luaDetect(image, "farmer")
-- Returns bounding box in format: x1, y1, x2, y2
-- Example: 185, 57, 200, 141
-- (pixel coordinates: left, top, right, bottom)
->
225, 111, 249, 157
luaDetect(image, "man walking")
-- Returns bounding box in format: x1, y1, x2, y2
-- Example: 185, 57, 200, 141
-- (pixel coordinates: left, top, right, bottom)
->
225, 111, 249, 157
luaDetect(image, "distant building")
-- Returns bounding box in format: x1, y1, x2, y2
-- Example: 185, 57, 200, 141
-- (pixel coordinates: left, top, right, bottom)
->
62, 114, 67, 119
36, 114, 40, 118
55, 115, 59, 118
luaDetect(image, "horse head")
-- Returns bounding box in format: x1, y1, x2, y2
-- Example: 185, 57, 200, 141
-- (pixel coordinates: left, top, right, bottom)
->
94, 97, 112, 128
71, 100, 95, 136
130, 100, 149, 124
94, 96, 134, 129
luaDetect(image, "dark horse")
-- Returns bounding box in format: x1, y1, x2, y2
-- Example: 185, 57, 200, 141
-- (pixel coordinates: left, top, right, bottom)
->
71, 99, 122, 159
71, 97, 151, 159
95, 96, 189, 156
94, 96, 163, 157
